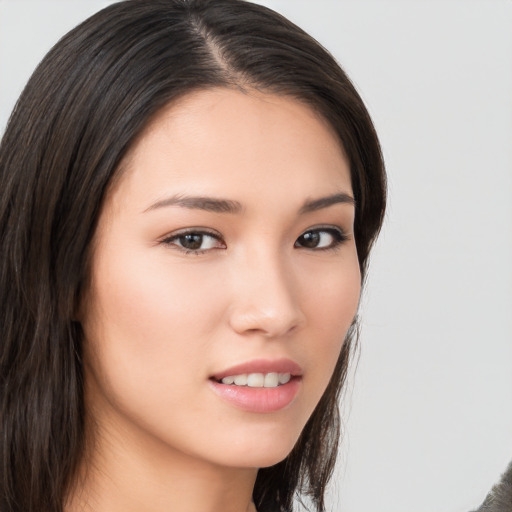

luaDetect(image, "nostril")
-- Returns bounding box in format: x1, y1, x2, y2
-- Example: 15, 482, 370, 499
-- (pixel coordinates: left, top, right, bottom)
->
228, 308, 303, 338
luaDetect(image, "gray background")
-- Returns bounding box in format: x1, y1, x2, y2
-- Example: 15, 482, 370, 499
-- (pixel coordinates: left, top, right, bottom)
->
1, 1, 511, 511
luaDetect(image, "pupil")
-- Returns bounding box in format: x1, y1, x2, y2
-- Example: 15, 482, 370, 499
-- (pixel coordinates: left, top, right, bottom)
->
300, 231, 319, 248
181, 233, 202, 250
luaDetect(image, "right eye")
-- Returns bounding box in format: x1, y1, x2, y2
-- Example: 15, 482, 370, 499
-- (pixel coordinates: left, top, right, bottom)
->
294, 226, 347, 251
161, 229, 226, 254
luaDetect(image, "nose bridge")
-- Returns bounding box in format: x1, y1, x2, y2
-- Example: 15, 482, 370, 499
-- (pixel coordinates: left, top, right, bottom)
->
228, 244, 304, 337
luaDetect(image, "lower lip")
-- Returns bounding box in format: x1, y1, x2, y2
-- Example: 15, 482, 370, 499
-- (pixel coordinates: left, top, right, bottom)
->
209, 378, 301, 413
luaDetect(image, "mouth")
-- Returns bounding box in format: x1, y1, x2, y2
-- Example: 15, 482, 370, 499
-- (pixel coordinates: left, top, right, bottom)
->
208, 359, 303, 413
211, 372, 295, 388
210, 358, 302, 386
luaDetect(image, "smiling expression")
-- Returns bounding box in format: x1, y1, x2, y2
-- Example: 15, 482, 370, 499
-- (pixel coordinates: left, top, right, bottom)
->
80, 88, 361, 470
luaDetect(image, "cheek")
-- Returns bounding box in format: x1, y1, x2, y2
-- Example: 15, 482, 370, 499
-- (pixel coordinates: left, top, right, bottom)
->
81, 247, 227, 401
304, 249, 361, 333
93, 238, 227, 328
298, 252, 361, 392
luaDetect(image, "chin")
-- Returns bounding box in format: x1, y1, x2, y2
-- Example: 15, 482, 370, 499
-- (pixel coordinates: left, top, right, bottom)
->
212, 425, 301, 469
239, 447, 294, 469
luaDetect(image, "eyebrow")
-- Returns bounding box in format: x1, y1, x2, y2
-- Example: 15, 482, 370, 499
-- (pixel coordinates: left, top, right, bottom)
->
145, 192, 355, 215
299, 193, 355, 214
145, 195, 243, 214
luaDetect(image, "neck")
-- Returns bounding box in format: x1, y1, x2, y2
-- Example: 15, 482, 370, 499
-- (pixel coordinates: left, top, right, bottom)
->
65, 414, 258, 512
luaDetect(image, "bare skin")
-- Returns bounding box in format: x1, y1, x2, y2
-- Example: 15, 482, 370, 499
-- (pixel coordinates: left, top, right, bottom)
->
69, 88, 360, 512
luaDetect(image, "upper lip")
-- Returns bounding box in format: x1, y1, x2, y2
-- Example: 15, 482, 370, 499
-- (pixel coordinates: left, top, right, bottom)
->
211, 358, 303, 381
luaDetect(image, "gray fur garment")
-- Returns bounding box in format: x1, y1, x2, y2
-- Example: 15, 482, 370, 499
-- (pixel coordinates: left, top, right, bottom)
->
472, 460, 512, 511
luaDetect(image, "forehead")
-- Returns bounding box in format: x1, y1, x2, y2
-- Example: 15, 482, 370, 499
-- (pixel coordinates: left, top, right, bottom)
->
114, 87, 352, 209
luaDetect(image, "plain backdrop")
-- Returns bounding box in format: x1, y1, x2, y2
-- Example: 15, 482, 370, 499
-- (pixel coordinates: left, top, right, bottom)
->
1, 1, 511, 511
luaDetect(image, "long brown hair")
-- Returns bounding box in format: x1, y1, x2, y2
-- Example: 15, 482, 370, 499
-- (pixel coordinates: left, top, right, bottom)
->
0, 1, 386, 511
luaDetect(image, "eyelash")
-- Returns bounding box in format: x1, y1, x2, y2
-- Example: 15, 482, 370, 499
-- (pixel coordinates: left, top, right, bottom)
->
160, 228, 225, 255
294, 226, 348, 251
160, 226, 348, 255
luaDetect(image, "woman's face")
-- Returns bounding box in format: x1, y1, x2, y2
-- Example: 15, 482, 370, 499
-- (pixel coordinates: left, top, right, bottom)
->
81, 88, 360, 469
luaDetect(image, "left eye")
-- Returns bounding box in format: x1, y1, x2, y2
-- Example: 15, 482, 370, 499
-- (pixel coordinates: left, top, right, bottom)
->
294, 228, 346, 250
162, 231, 225, 252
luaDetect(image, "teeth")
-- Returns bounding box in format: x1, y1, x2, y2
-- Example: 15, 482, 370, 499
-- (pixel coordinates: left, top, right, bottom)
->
220, 372, 292, 388
247, 373, 264, 387
278, 373, 291, 384
264, 372, 279, 387
234, 374, 248, 386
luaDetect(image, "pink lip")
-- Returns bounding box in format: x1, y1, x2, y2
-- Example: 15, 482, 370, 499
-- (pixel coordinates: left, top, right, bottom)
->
209, 378, 301, 413
210, 358, 303, 381
209, 358, 303, 413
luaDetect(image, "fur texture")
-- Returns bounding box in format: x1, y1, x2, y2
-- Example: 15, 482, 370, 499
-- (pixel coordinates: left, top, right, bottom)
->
472, 461, 512, 512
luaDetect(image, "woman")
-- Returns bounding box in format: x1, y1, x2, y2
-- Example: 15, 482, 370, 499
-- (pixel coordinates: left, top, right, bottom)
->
0, 1, 386, 511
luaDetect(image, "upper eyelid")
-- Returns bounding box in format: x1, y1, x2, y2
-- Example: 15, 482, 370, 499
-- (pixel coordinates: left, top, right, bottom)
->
293, 228, 347, 254
300, 224, 348, 235
158, 224, 349, 244
160, 227, 223, 241
159, 229, 226, 255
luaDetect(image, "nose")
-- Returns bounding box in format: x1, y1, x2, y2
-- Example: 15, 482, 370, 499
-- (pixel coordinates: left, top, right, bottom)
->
227, 251, 306, 339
